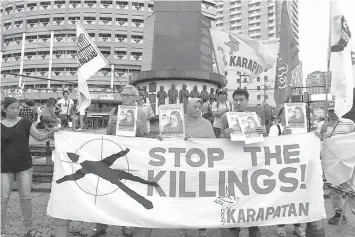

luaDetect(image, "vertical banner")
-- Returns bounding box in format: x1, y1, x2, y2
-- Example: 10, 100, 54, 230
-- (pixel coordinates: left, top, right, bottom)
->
48, 31, 54, 88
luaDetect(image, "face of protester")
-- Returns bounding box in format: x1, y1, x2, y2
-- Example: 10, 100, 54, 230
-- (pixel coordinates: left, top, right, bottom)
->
191, 101, 203, 118
183, 84, 187, 90
172, 84, 175, 89
121, 88, 137, 106
137, 94, 144, 106
279, 109, 286, 126
63, 92, 69, 100
233, 94, 248, 112
160, 86, 164, 91
126, 112, 132, 122
217, 93, 227, 103
170, 114, 179, 127
328, 110, 338, 122
3, 102, 20, 119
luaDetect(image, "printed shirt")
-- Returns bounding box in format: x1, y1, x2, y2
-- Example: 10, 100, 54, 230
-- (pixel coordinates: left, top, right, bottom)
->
57, 98, 74, 115
211, 102, 230, 129
19, 107, 37, 122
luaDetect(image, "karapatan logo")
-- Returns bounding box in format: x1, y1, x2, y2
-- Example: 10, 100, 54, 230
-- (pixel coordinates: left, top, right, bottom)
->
224, 34, 240, 55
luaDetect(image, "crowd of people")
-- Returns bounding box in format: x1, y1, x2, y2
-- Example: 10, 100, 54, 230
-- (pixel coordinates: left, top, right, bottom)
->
1, 85, 355, 237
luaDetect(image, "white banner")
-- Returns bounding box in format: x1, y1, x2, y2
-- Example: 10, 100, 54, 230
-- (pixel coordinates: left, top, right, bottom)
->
76, 20, 108, 113
210, 29, 277, 79
48, 132, 325, 228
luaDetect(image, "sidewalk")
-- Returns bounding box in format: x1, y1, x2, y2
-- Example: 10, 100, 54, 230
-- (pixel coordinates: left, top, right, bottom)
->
3, 192, 355, 237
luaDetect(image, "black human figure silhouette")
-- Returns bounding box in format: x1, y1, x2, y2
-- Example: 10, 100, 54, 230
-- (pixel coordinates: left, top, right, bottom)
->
56, 148, 158, 209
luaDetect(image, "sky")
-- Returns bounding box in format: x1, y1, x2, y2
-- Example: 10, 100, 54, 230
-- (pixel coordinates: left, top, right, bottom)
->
299, 0, 355, 77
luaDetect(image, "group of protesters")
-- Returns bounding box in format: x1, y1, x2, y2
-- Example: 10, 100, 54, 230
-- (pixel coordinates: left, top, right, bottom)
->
1, 85, 355, 237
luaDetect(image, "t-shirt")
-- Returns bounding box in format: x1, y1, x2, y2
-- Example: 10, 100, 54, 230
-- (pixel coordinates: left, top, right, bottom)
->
1, 119, 32, 173
269, 124, 284, 137
57, 98, 74, 115
212, 102, 230, 129
140, 103, 155, 133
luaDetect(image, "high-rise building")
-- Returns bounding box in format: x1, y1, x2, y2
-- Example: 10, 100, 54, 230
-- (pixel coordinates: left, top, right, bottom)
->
216, 0, 299, 43
0, 0, 217, 93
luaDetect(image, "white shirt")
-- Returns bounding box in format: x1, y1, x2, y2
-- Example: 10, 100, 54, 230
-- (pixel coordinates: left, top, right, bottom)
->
57, 98, 74, 115
268, 123, 284, 137
212, 101, 230, 129
140, 103, 155, 133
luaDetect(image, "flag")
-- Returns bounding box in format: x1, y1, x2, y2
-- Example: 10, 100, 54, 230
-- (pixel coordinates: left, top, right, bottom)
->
274, 1, 299, 105
329, 1, 354, 117
76, 20, 108, 113
210, 29, 277, 78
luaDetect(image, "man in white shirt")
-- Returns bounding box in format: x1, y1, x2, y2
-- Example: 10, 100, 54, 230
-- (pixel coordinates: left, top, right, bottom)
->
211, 89, 230, 138
55, 91, 74, 127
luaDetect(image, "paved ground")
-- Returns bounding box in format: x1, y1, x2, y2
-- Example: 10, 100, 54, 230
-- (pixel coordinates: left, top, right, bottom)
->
2, 192, 355, 237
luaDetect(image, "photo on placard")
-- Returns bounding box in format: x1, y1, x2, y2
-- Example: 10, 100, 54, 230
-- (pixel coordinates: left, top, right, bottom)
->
116, 105, 138, 137
226, 112, 244, 141
237, 112, 263, 144
159, 104, 185, 138
285, 103, 307, 129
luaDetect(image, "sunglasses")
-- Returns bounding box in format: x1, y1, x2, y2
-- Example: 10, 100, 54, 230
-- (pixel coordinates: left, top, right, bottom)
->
121, 93, 135, 99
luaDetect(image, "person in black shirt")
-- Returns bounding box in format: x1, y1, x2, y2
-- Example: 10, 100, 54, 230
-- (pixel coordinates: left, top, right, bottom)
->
1, 97, 58, 237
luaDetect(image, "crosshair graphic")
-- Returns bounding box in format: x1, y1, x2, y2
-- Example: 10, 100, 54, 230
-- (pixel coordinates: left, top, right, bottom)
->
57, 137, 159, 209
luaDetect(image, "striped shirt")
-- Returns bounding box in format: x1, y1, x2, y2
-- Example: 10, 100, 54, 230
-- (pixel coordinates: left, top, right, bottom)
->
323, 118, 355, 138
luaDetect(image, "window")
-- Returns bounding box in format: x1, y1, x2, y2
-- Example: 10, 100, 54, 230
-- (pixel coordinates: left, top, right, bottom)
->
68, 17, 80, 25
14, 20, 23, 29
14, 37, 22, 45
132, 2, 144, 11
116, 1, 128, 9
114, 68, 128, 77
85, 0, 96, 8
257, 86, 260, 91
265, 95, 269, 99
116, 18, 128, 26
4, 22, 11, 30
53, 51, 65, 59
100, 1, 112, 8
24, 68, 35, 76
115, 51, 127, 59
115, 34, 127, 42
257, 77, 260, 82
38, 68, 49, 76
13, 53, 21, 61
2, 54, 12, 63
54, 1, 65, 9
27, 19, 38, 28
39, 35, 50, 43
53, 17, 65, 25
54, 34, 66, 43
257, 95, 261, 100
67, 68, 77, 76
40, 2, 51, 10
100, 17, 112, 25
25, 35, 37, 44
237, 79, 241, 83
84, 16, 96, 25
53, 67, 65, 76
131, 35, 143, 44
39, 18, 50, 27
99, 33, 111, 42
69, 0, 81, 8
27, 3, 36, 11
16, 5, 25, 13
38, 51, 50, 59
5, 7, 13, 14
148, 3, 153, 11
66, 50, 77, 59
88, 33, 95, 40
101, 51, 110, 59
131, 52, 142, 60
24, 52, 36, 60
132, 19, 144, 27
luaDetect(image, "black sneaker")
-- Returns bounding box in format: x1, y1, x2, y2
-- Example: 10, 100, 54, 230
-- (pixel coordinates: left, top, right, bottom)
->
328, 213, 347, 225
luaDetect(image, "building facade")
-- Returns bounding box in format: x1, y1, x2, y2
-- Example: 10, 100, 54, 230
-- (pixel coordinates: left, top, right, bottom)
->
0, 0, 217, 93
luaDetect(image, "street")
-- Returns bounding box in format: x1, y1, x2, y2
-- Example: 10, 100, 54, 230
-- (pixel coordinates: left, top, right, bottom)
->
3, 192, 355, 237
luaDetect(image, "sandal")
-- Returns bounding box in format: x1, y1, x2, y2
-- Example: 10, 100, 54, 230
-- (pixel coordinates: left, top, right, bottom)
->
277, 227, 287, 237
24, 229, 42, 237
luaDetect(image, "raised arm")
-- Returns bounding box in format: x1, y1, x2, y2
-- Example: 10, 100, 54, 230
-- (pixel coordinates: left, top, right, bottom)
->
102, 148, 130, 166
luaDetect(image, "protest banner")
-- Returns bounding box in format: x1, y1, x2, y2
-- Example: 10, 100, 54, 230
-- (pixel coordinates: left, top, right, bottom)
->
48, 131, 325, 228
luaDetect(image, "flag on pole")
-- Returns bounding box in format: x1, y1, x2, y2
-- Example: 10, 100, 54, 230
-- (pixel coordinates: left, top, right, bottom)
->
210, 29, 277, 78
329, 1, 354, 117
274, 1, 299, 105
76, 20, 108, 113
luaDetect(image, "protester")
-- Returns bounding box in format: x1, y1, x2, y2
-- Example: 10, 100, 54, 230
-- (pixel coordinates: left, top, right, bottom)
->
211, 88, 230, 138
137, 91, 155, 134
1, 97, 58, 237
55, 91, 74, 127
88, 85, 148, 237
269, 106, 306, 237
41, 98, 61, 130
19, 99, 37, 123
318, 108, 355, 225
221, 89, 266, 237
174, 98, 215, 237
202, 97, 214, 124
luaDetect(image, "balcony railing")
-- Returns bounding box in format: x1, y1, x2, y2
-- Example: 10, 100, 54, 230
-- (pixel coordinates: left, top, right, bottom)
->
85, 3, 96, 8
53, 20, 65, 26
54, 54, 65, 59
114, 55, 127, 60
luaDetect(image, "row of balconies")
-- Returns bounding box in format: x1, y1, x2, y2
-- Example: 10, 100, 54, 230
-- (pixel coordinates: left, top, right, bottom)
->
2, 51, 142, 63
3, 18, 145, 31
3, 34, 143, 48
3, 1, 153, 14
